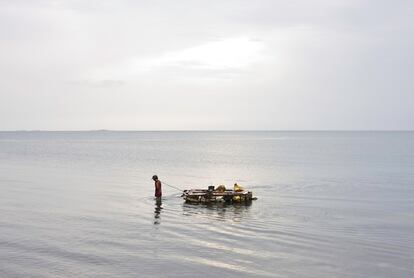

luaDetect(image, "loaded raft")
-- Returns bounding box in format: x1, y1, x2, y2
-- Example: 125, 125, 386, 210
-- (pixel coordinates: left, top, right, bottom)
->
181, 183, 257, 204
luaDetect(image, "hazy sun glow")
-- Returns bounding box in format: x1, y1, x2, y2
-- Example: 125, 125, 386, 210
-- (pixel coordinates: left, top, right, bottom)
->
89, 37, 265, 80
160, 37, 265, 69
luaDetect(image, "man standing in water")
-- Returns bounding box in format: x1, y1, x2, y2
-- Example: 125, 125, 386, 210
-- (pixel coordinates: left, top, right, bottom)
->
152, 175, 162, 199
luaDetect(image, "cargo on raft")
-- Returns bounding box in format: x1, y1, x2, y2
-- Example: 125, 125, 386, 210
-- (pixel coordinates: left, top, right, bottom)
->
181, 184, 257, 204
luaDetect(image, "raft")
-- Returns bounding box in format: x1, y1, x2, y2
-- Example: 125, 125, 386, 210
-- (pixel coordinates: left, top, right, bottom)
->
182, 185, 256, 204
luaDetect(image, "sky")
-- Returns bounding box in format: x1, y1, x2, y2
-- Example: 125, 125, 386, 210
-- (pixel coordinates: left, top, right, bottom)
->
0, 0, 413, 130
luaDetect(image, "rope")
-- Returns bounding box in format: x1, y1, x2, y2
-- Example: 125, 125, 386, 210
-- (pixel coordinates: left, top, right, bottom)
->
161, 181, 184, 192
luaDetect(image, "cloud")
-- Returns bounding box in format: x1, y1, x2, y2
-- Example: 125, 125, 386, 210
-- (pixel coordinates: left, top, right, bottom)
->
65, 79, 126, 88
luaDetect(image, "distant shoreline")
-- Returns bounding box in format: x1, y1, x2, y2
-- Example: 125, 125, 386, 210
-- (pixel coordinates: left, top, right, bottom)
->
0, 130, 413, 132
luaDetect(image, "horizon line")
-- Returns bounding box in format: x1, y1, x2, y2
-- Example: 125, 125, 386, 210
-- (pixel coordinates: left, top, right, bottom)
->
0, 129, 413, 132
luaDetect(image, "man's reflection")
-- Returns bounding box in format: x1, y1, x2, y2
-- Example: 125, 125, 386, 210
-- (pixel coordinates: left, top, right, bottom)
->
154, 199, 163, 225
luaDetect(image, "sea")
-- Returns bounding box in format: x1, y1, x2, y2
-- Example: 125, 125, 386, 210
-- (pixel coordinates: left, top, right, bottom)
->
0, 131, 413, 277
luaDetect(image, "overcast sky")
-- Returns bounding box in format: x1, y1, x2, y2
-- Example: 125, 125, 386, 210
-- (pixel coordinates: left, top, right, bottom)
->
0, 0, 413, 130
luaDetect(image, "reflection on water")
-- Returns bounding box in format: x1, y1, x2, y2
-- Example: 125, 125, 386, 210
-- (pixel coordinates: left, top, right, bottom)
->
182, 201, 253, 222
154, 198, 163, 225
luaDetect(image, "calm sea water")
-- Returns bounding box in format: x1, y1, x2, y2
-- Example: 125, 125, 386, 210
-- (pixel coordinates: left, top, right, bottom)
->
0, 131, 413, 277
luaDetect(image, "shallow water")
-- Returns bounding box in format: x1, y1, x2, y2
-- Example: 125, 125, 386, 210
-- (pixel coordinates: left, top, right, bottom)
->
1, 131, 413, 277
